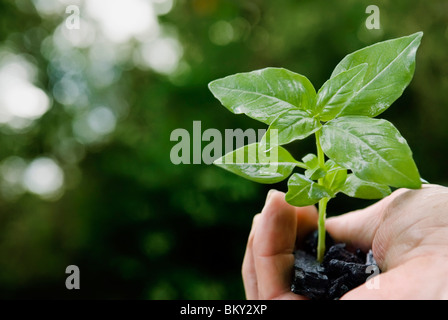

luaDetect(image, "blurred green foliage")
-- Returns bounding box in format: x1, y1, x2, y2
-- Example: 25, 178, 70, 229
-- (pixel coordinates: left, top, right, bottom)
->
0, 0, 447, 299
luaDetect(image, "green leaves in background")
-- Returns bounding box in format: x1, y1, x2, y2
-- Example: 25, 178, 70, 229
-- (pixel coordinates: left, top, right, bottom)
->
213, 143, 298, 184
320, 116, 421, 189
328, 32, 423, 118
286, 174, 331, 206
208, 68, 316, 125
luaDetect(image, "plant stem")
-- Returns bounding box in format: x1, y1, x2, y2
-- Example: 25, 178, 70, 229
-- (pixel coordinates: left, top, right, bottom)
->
294, 161, 308, 170
315, 130, 328, 263
317, 197, 329, 263
315, 130, 325, 168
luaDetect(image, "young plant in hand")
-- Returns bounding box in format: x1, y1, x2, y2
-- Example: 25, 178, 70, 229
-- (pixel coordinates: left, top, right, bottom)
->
208, 32, 423, 263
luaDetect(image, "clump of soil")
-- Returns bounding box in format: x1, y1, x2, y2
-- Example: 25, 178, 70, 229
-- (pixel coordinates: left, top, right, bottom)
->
291, 231, 380, 300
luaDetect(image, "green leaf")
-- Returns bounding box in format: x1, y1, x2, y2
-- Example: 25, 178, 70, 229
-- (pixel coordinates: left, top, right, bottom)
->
320, 116, 421, 189
260, 109, 321, 151
316, 64, 368, 121
285, 174, 332, 207
302, 153, 318, 166
208, 67, 316, 125
213, 143, 298, 184
341, 174, 391, 199
322, 160, 347, 194
329, 32, 423, 118
302, 154, 326, 180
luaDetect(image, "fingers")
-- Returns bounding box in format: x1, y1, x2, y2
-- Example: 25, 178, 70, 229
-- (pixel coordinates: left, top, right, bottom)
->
242, 214, 260, 299
325, 202, 383, 252
341, 255, 448, 300
252, 190, 298, 300
244, 185, 448, 300
242, 189, 318, 300
325, 188, 407, 252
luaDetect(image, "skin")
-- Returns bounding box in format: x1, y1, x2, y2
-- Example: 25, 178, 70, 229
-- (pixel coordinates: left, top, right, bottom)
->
242, 184, 448, 300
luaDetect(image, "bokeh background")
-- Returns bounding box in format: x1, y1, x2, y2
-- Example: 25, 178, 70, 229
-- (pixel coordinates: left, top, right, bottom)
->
0, 0, 447, 299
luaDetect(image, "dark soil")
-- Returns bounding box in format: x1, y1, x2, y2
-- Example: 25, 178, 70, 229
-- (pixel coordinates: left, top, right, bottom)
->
291, 231, 381, 300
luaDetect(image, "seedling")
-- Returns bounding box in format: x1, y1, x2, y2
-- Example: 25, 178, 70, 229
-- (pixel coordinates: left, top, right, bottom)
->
208, 32, 423, 263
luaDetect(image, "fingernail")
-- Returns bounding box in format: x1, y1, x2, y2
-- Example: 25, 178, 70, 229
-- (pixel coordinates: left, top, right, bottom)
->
265, 189, 278, 204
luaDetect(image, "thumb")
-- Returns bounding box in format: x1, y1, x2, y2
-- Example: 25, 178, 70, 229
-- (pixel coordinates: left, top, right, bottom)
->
325, 189, 407, 252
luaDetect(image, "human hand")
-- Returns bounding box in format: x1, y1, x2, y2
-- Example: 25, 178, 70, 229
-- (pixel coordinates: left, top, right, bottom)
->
242, 189, 318, 299
326, 184, 448, 299
242, 185, 448, 300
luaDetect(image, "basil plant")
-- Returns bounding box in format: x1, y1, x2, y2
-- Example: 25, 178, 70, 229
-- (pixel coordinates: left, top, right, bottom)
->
208, 32, 423, 262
